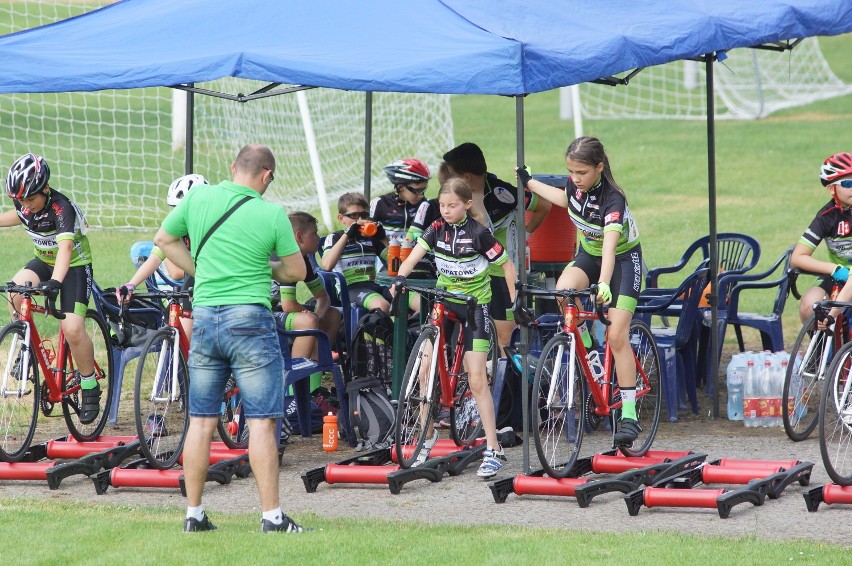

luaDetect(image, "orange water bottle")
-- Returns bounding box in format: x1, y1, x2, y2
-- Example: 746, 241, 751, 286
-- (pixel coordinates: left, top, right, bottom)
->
358, 221, 378, 237
387, 237, 401, 276
322, 412, 338, 452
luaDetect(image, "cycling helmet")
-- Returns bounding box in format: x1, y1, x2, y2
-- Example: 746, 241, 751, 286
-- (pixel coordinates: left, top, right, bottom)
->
820, 152, 852, 187
166, 173, 208, 206
6, 153, 50, 199
383, 159, 431, 187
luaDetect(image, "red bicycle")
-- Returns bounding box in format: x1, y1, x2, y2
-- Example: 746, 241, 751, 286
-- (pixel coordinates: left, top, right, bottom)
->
0, 282, 113, 462
392, 284, 497, 468
515, 283, 662, 478
117, 287, 245, 469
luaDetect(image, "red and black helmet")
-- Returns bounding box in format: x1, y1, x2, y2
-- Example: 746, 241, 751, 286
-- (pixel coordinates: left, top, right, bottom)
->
820, 152, 852, 187
383, 158, 431, 186
6, 153, 50, 199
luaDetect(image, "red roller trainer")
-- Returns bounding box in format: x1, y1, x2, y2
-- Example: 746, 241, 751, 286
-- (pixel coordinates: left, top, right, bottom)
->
591, 454, 667, 474
702, 465, 783, 485
513, 475, 589, 497
109, 468, 182, 488
325, 464, 399, 485
0, 461, 57, 480
643, 486, 726, 508
822, 483, 852, 505
46, 440, 123, 459
716, 458, 798, 469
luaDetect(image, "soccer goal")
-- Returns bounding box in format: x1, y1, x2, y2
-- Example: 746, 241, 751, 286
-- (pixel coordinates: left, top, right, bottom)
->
561, 38, 852, 121
0, 2, 454, 230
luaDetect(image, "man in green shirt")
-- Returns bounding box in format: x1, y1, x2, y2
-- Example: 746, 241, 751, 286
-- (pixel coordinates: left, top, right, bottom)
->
155, 144, 307, 533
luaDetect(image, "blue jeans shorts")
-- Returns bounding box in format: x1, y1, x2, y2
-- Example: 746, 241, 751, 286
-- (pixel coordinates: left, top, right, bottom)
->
189, 305, 284, 419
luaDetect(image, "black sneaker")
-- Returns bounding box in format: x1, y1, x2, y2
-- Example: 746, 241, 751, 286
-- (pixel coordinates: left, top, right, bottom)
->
184, 513, 217, 532
79, 383, 101, 425
614, 418, 642, 446
260, 515, 309, 533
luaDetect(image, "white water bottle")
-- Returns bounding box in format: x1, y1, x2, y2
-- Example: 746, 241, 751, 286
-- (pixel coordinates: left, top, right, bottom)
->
587, 350, 604, 382
743, 360, 759, 427
726, 354, 745, 421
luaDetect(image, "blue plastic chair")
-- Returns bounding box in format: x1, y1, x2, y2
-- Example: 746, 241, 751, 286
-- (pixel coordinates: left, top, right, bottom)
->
635, 267, 710, 422
90, 281, 166, 426
277, 328, 351, 444
645, 233, 760, 290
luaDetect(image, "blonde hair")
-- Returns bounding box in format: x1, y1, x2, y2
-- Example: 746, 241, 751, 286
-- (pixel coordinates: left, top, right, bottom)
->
439, 177, 487, 225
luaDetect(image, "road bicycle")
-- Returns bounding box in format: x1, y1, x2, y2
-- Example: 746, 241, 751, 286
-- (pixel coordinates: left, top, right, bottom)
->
392, 284, 497, 468
0, 282, 113, 462
117, 287, 247, 470
514, 283, 662, 478
782, 274, 850, 441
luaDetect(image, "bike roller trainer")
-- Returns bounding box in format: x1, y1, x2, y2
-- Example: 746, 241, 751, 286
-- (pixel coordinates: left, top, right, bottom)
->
488, 450, 698, 505
803, 483, 852, 512
0, 435, 142, 489
301, 440, 487, 495
91, 449, 251, 496
624, 457, 814, 518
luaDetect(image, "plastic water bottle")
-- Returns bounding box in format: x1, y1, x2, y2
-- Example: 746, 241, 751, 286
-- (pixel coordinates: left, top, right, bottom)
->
322, 412, 338, 452
587, 350, 605, 383
726, 354, 745, 421
743, 360, 759, 427
766, 358, 784, 427
578, 322, 593, 349
387, 237, 401, 276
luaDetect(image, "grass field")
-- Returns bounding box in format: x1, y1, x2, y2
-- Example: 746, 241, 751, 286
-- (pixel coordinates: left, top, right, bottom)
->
0, 21, 850, 559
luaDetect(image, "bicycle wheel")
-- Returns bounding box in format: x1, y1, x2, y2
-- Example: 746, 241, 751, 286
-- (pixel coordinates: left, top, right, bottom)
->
63, 309, 114, 442
134, 327, 189, 469
618, 319, 662, 457
532, 333, 585, 478
450, 318, 498, 447
217, 376, 248, 449
394, 326, 439, 468
783, 314, 828, 441
0, 321, 39, 462
818, 341, 852, 485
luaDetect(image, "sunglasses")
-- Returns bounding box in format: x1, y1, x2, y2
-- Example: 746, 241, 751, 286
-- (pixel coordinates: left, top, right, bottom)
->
263, 167, 274, 182
405, 184, 428, 194
343, 211, 369, 220
834, 179, 852, 189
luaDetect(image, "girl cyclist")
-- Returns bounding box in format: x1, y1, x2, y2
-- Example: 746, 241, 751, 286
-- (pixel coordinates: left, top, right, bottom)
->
516, 136, 643, 445
393, 177, 517, 478
791, 152, 852, 324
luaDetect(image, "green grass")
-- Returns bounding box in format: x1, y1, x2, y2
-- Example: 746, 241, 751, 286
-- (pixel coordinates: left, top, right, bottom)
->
0, 498, 846, 565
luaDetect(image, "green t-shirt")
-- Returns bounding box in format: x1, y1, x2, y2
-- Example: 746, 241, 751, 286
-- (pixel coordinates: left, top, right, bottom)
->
160, 180, 299, 308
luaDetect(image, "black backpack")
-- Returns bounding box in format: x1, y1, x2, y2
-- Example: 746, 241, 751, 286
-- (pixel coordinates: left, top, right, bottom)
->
345, 377, 395, 451
347, 310, 396, 450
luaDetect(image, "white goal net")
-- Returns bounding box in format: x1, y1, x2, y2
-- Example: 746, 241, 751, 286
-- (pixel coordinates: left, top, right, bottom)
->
0, 2, 454, 229
564, 39, 852, 121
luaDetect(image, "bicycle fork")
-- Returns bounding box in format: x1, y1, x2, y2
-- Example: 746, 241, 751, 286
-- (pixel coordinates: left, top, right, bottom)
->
150, 330, 181, 403
1, 327, 32, 398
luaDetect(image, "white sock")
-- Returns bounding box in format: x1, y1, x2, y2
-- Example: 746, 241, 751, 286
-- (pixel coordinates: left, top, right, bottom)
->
262, 508, 283, 524
186, 505, 205, 521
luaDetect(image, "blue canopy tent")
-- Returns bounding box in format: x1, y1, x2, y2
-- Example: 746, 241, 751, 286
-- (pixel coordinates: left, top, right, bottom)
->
0, 0, 850, 469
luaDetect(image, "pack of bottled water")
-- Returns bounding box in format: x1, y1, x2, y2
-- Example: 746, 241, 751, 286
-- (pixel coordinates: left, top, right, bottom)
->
726, 350, 801, 427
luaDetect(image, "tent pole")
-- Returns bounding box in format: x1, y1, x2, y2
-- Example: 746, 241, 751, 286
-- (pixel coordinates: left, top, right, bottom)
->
184, 86, 194, 174
515, 95, 531, 473
364, 92, 373, 200
705, 54, 720, 419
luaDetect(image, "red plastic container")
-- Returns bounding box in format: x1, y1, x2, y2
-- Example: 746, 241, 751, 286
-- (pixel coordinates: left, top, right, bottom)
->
526, 206, 576, 263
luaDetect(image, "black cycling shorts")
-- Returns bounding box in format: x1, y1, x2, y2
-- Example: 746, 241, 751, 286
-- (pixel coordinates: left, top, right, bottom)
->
567, 244, 643, 313
348, 281, 392, 309
443, 299, 491, 353
25, 257, 92, 317
489, 276, 513, 321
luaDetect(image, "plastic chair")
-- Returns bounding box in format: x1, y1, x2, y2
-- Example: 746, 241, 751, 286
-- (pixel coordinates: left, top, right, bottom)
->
645, 233, 760, 291
721, 246, 795, 353
635, 266, 710, 422
90, 281, 166, 426
277, 328, 351, 444
315, 268, 366, 361
130, 241, 184, 292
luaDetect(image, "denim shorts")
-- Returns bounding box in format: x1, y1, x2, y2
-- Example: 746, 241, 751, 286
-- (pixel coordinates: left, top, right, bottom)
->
189, 305, 284, 419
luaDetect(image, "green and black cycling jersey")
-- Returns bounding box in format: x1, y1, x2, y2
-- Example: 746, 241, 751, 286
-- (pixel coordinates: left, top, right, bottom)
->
480, 173, 538, 276
564, 176, 640, 256
272, 254, 324, 303
799, 199, 852, 266
417, 215, 508, 304
319, 225, 387, 286
370, 192, 438, 241
13, 188, 92, 267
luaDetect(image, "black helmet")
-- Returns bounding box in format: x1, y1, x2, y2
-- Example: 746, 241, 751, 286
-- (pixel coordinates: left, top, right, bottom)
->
6, 153, 50, 199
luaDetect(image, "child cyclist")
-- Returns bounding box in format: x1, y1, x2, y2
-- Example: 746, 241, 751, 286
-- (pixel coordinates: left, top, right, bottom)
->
0, 153, 101, 424
516, 136, 643, 446
791, 152, 852, 325
393, 177, 517, 478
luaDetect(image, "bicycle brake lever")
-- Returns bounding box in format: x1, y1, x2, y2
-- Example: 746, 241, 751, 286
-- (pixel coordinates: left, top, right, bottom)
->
44, 292, 65, 320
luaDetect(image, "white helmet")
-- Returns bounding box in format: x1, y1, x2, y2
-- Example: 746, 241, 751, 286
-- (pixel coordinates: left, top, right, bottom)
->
167, 173, 208, 206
